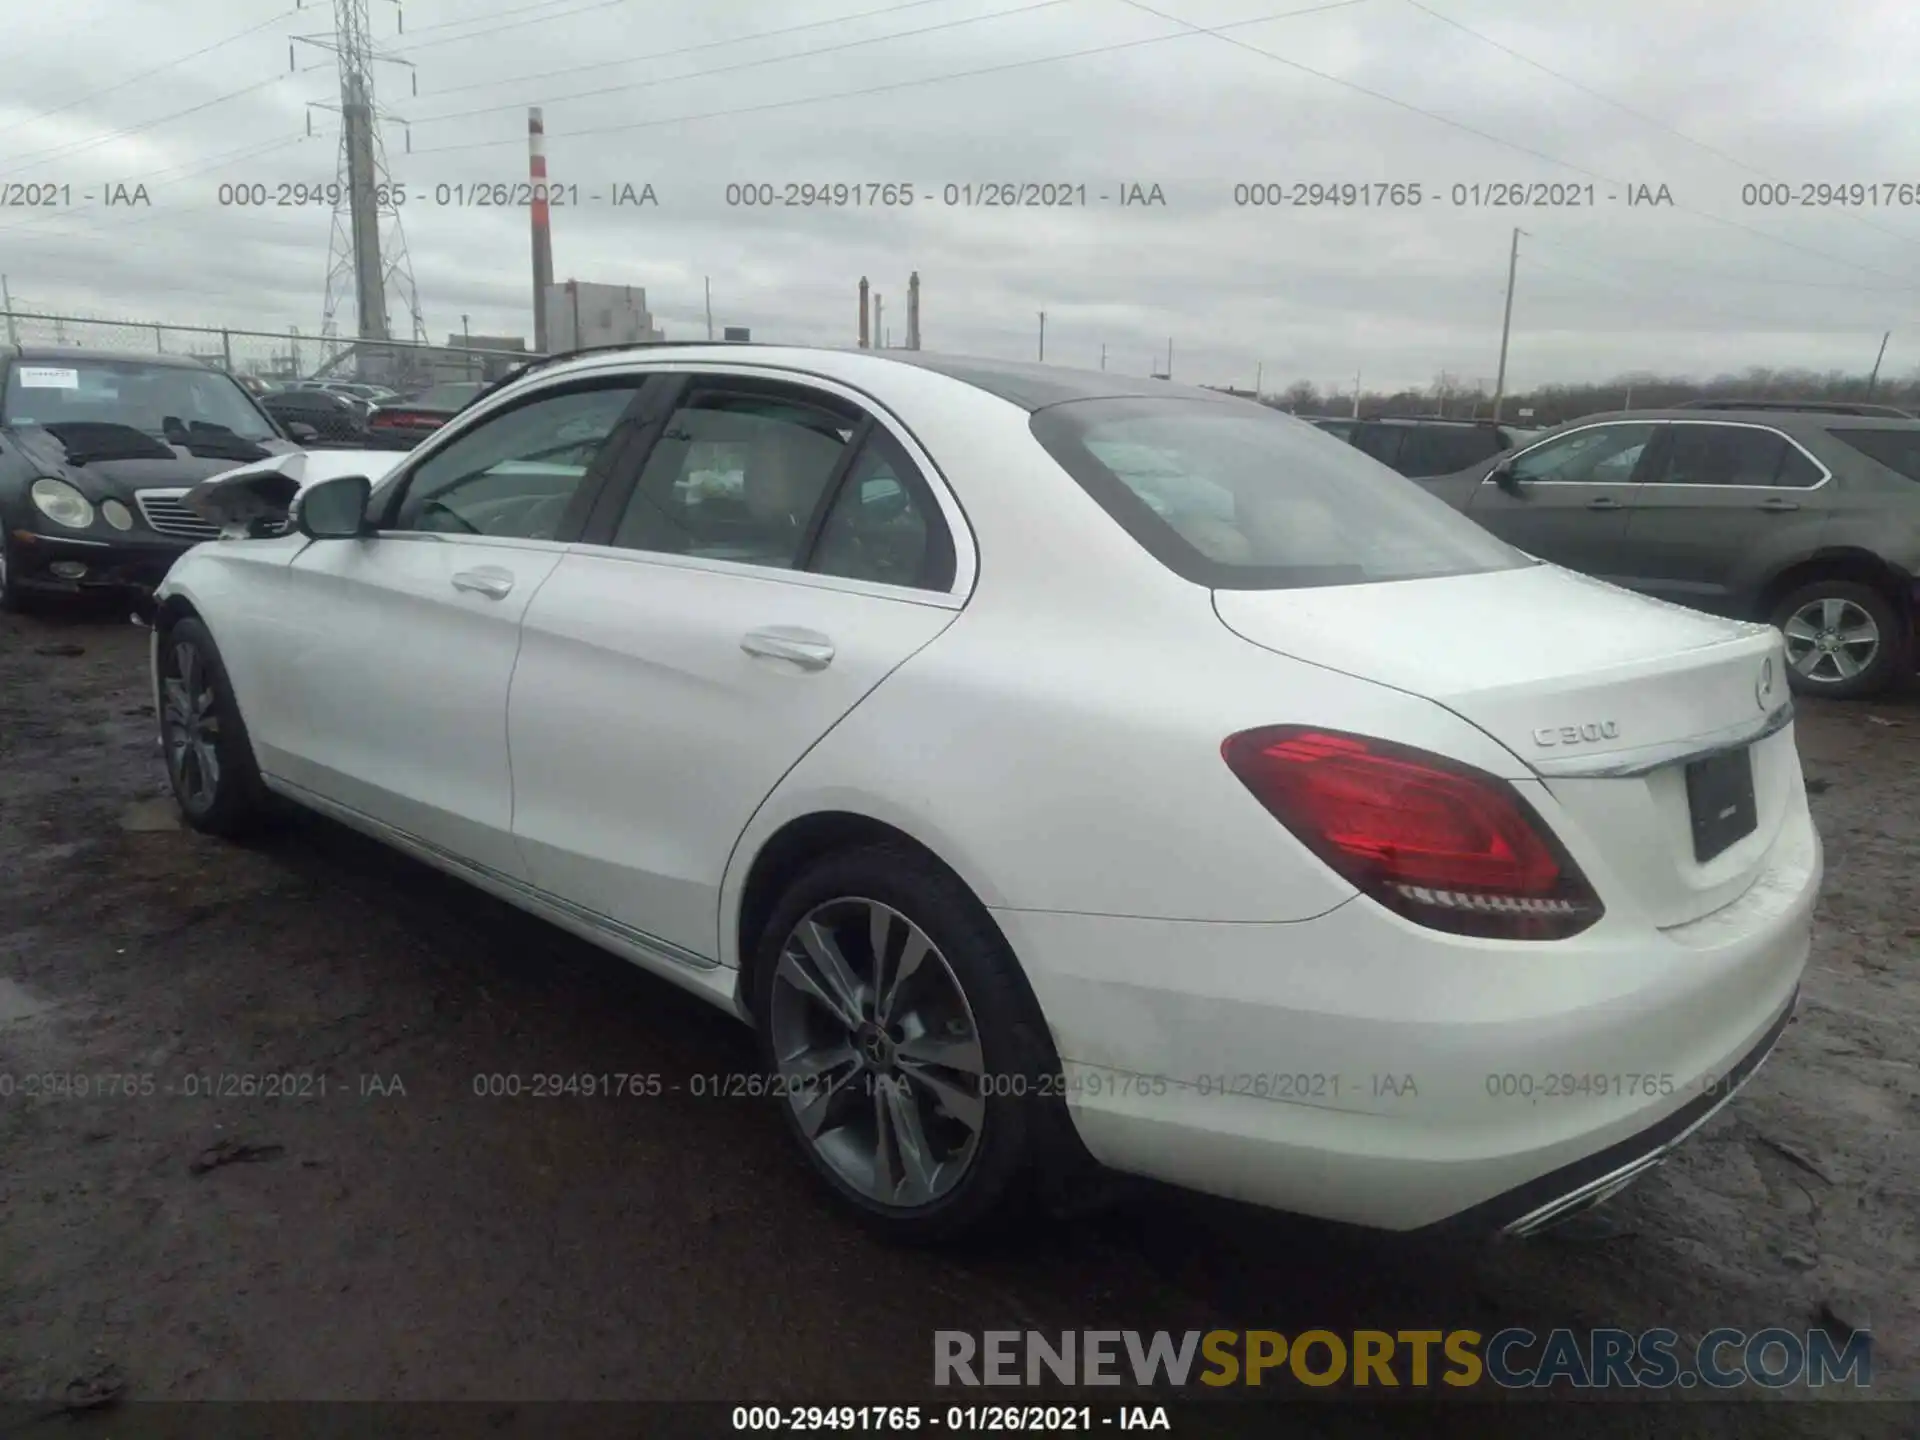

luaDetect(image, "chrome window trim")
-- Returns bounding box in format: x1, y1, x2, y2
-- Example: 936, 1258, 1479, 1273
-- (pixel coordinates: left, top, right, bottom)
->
378, 358, 979, 604
1639, 419, 1834, 492
604, 359, 979, 603
1529, 700, 1794, 779
556, 539, 965, 611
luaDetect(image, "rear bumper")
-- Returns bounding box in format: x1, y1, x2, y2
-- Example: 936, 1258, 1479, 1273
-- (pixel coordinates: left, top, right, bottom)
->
995, 800, 1820, 1232
1429, 987, 1796, 1236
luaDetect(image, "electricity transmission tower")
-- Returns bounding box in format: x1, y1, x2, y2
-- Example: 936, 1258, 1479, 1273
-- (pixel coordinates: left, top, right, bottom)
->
294, 0, 425, 355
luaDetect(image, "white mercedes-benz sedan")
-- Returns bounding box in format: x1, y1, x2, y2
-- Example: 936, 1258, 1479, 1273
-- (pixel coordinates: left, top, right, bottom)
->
151, 345, 1818, 1242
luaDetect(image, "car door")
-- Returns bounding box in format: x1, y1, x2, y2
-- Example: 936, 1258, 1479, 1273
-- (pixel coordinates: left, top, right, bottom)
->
247, 374, 653, 878
507, 370, 967, 964
1617, 421, 1832, 616
1465, 421, 1660, 577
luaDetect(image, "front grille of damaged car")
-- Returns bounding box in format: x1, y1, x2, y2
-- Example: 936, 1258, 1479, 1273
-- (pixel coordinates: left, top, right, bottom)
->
134, 490, 222, 541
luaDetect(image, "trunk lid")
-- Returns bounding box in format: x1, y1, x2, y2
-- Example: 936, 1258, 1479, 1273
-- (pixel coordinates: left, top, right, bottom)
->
1214, 563, 1798, 928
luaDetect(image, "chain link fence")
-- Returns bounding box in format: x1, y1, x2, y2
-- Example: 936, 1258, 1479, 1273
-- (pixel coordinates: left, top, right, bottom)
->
1, 305, 540, 391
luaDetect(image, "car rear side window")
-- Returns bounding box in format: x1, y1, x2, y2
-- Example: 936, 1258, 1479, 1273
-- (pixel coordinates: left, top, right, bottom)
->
808, 429, 956, 592
1655, 424, 1801, 486
1825, 427, 1920, 483
1031, 397, 1528, 590
612, 389, 857, 568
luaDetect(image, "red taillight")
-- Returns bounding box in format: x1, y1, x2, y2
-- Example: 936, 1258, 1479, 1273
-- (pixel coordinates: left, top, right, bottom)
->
1222, 726, 1602, 940
373, 411, 439, 429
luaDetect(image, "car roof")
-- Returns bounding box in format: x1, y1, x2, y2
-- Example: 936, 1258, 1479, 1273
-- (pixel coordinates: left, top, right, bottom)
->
1553, 407, 1920, 432
1358, 415, 1511, 428
505, 341, 1249, 413
3, 345, 220, 370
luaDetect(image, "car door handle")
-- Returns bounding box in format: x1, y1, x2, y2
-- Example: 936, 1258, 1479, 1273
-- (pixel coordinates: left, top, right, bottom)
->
450, 567, 514, 600
741, 627, 835, 670
1585, 496, 1624, 511
1758, 497, 1800, 512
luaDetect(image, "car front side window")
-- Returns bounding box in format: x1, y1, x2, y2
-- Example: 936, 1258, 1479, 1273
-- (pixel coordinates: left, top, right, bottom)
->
392, 382, 641, 539
1508, 423, 1658, 483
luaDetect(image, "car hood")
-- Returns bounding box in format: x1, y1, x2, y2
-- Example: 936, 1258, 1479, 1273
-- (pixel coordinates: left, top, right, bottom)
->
8, 423, 300, 498
181, 448, 412, 533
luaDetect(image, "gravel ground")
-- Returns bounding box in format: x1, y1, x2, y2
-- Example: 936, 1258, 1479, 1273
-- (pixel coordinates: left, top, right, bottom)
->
0, 605, 1913, 1436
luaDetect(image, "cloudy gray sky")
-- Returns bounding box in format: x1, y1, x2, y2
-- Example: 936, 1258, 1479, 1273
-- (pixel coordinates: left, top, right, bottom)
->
3, 0, 1918, 393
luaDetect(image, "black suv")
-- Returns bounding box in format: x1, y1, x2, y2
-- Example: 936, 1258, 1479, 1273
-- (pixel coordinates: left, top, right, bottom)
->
1415, 406, 1920, 698
1310, 416, 1539, 477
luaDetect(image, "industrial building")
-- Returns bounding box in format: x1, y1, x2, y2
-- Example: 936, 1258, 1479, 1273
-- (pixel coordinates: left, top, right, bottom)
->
542, 281, 664, 351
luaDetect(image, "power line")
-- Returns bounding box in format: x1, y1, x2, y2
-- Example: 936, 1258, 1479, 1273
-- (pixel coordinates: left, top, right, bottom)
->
409, 0, 1365, 154
399, 0, 628, 38
0, 74, 294, 180
411, 0, 1075, 126
1395, 0, 1920, 251
391, 0, 634, 52
1109, 0, 1920, 287
422, 0, 958, 99
0, 6, 300, 139
1527, 232, 1920, 293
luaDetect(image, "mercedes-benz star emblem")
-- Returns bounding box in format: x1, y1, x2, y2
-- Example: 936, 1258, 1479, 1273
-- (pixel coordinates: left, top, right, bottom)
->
1756, 656, 1776, 711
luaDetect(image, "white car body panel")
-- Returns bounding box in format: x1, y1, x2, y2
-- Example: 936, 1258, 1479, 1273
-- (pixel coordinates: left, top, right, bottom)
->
151, 346, 1820, 1233
510, 548, 959, 962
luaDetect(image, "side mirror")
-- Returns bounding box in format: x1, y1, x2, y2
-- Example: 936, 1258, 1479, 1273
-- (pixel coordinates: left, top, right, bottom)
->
286, 421, 319, 444
1489, 462, 1525, 496
291, 474, 372, 539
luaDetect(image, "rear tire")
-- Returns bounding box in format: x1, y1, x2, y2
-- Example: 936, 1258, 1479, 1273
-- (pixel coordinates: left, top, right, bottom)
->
1770, 580, 1904, 700
157, 617, 271, 837
749, 844, 1055, 1244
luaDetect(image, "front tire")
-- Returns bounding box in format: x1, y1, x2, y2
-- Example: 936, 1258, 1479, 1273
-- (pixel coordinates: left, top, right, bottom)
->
1771, 580, 1904, 700
157, 617, 271, 837
749, 845, 1054, 1244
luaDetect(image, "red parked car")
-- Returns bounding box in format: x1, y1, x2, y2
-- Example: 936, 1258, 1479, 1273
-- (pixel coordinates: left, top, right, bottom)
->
366, 381, 485, 449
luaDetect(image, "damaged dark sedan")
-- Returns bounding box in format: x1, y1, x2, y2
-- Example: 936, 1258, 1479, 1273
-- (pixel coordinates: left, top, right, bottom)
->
0, 347, 311, 614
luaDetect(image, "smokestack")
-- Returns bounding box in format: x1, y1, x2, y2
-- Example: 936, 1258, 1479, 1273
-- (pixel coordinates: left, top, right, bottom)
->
873, 293, 883, 351
858, 276, 870, 349
529, 108, 553, 352
906, 271, 920, 350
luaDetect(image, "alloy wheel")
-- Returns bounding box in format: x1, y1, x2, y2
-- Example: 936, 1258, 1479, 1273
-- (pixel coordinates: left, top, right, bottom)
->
1782, 597, 1880, 685
161, 639, 223, 812
767, 897, 986, 1209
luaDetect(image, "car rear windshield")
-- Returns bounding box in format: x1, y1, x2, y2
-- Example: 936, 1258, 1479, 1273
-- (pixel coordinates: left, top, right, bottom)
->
412, 384, 483, 409
1826, 427, 1920, 482
1031, 396, 1529, 590
3, 358, 277, 442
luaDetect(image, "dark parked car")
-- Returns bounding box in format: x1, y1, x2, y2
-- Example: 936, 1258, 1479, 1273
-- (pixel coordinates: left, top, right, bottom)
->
259, 386, 369, 445
366, 381, 486, 448
0, 347, 302, 612
1415, 408, 1920, 698
1671, 398, 1918, 419
1307, 416, 1537, 476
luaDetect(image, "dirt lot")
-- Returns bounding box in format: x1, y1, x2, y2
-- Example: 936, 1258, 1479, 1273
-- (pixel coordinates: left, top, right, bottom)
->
0, 605, 1914, 1434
